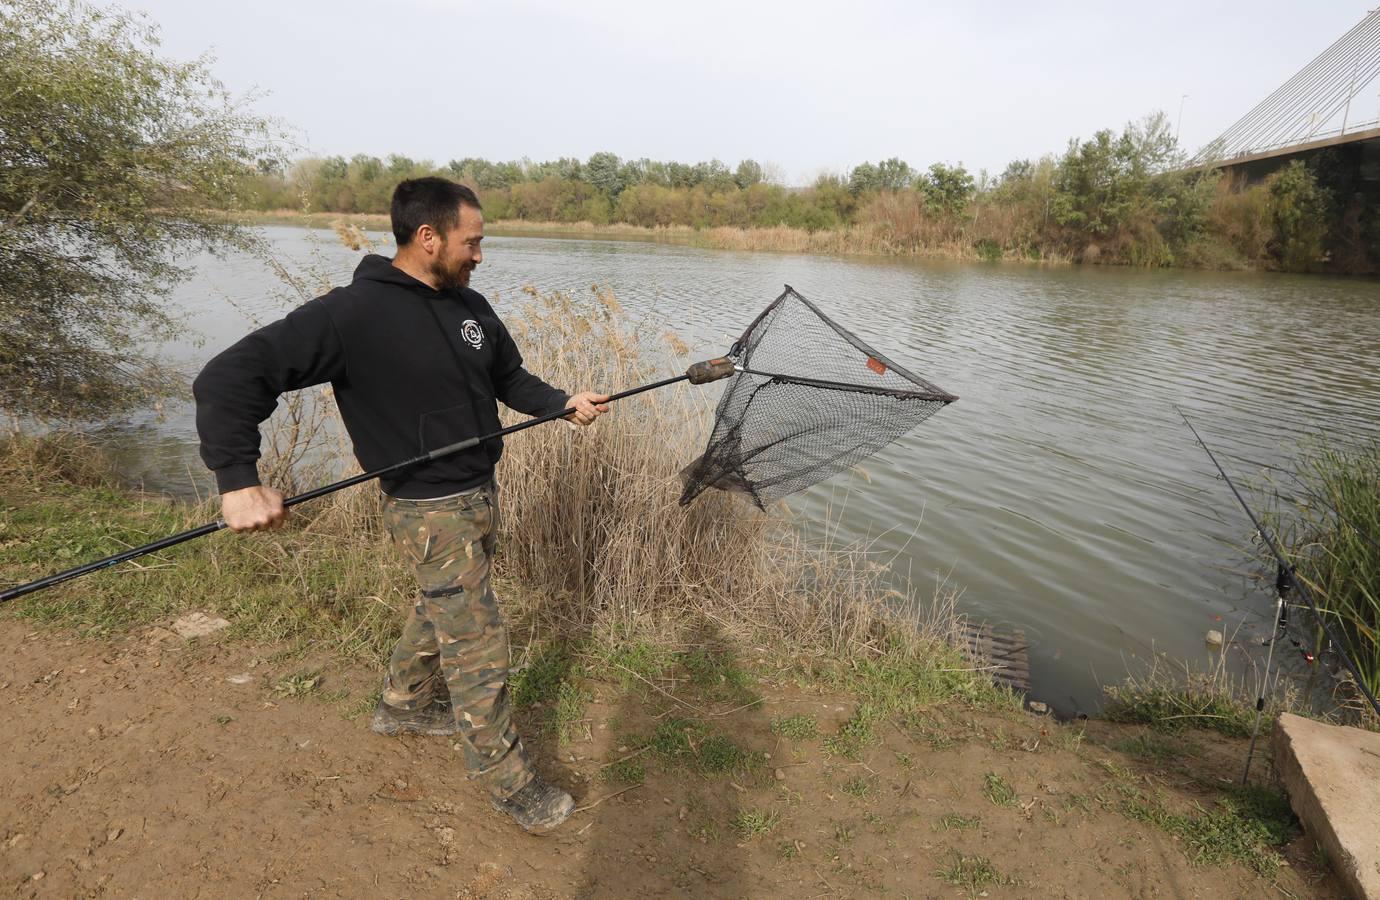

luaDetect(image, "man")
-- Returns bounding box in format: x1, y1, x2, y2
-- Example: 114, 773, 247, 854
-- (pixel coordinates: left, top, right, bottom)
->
192, 176, 608, 834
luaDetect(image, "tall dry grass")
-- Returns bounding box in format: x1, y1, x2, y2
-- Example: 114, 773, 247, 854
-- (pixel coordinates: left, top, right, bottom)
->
484, 286, 960, 660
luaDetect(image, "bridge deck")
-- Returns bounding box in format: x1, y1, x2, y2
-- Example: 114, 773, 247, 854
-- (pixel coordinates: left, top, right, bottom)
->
1199, 125, 1380, 171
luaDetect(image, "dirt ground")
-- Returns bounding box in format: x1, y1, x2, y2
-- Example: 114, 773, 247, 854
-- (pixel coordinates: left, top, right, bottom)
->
0, 618, 1346, 899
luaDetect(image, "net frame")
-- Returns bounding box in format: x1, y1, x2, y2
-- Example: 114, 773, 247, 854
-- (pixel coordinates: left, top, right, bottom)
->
680, 285, 957, 508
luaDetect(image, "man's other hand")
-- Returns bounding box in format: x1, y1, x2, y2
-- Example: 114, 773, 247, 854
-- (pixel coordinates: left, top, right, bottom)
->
564, 391, 611, 426
221, 485, 287, 533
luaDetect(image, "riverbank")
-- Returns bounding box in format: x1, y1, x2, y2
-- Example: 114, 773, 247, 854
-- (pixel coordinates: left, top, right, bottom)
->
0, 615, 1341, 898
235, 209, 1073, 263
0, 434, 1347, 897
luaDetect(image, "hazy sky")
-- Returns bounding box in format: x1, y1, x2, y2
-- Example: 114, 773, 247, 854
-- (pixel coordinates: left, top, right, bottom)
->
115, 0, 1378, 183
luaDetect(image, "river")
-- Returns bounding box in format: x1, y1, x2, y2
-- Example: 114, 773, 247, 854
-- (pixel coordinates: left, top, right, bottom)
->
92, 225, 1380, 714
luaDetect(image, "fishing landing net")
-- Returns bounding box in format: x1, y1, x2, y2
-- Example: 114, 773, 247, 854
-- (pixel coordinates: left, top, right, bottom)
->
679, 286, 957, 509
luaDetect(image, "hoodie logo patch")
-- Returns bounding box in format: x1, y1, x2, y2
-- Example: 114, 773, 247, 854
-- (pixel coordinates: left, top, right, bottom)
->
460, 319, 484, 350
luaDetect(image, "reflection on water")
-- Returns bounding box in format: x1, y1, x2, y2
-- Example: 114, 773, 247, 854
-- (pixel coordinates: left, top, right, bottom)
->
101, 226, 1380, 713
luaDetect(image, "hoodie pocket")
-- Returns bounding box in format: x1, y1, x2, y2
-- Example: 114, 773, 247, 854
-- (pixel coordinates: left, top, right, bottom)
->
418, 399, 502, 455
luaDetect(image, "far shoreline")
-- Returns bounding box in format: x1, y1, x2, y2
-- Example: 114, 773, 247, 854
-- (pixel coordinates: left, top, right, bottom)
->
232, 208, 1079, 266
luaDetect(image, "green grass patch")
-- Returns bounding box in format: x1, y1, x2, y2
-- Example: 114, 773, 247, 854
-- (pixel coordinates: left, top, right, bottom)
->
935, 851, 1013, 896
0, 484, 194, 635
643, 716, 755, 775
602, 757, 646, 784
936, 813, 982, 831
0, 476, 406, 662
982, 772, 1016, 807
1102, 674, 1258, 738
823, 703, 880, 759
606, 642, 673, 690
730, 807, 780, 839
841, 775, 877, 800
1112, 731, 1194, 763
815, 639, 1005, 720
551, 681, 591, 745
1121, 784, 1295, 877
676, 647, 757, 704
696, 734, 753, 774
510, 643, 577, 709
770, 714, 819, 741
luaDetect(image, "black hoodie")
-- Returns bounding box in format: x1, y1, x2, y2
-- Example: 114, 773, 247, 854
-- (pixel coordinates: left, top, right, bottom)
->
192, 254, 569, 499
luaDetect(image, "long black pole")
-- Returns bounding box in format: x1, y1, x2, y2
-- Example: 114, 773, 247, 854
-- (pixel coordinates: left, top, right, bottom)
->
0, 371, 694, 604
1177, 406, 1380, 721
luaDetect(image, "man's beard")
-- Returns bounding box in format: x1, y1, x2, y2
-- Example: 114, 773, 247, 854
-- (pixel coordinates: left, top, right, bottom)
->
431, 257, 473, 291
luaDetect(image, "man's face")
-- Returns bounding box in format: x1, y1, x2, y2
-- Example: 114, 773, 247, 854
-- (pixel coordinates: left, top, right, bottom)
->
430, 203, 484, 291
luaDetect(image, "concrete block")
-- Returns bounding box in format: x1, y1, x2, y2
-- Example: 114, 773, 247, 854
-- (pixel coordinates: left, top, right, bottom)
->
1273, 712, 1380, 899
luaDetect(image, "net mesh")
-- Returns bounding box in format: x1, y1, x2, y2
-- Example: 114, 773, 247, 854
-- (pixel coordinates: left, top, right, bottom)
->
679, 286, 957, 509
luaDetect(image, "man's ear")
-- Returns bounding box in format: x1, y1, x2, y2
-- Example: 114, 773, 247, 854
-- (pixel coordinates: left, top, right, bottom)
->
416, 224, 440, 255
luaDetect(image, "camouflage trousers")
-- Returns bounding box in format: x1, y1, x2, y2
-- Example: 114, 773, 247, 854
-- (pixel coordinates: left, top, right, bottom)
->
381, 480, 533, 798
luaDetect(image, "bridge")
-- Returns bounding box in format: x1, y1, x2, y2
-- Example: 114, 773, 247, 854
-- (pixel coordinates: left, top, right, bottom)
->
1190, 9, 1380, 177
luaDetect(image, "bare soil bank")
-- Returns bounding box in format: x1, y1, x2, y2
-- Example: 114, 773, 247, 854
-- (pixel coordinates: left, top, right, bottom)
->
0, 618, 1342, 899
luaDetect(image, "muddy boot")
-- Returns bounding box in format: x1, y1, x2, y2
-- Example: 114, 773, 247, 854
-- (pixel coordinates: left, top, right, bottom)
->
490, 776, 575, 834
370, 694, 458, 736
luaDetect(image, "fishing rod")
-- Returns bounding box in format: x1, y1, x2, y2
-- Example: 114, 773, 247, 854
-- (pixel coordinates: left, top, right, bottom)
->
1176, 407, 1380, 757
0, 357, 738, 604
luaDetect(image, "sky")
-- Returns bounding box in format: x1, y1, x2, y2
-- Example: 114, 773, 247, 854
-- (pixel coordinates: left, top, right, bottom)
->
113, 0, 1379, 184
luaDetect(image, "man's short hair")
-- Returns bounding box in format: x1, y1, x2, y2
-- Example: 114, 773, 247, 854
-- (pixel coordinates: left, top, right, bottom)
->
390, 177, 482, 246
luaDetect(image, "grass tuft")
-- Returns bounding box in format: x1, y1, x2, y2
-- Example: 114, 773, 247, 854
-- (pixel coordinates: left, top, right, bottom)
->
602, 757, 645, 784
841, 775, 877, 800
550, 681, 591, 744
936, 851, 1013, 896
823, 703, 881, 759
644, 717, 754, 775
982, 772, 1017, 807
730, 808, 780, 839
1103, 670, 1260, 738
936, 813, 982, 831
677, 647, 756, 703
770, 714, 819, 741
510, 643, 577, 709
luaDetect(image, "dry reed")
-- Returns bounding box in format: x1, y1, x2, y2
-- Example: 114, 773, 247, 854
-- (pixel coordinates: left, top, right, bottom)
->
484, 285, 957, 660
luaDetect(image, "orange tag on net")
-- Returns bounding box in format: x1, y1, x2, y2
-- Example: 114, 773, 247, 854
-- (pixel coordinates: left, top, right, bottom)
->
866, 356, 887, 376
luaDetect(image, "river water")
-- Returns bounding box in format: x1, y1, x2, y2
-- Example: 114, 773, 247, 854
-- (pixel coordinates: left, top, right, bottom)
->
95, 225, 1380, 714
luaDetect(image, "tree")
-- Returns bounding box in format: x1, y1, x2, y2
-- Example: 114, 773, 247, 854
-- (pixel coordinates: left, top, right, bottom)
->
585, 151, 625, 198
875, 157, 916, 191
920, 162, 975, 216
848, 157, 915, 194
1268, 161, 1332, 271
847, 162, 880, 195
733, 159, 764, 190
0, 0, 278, 420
